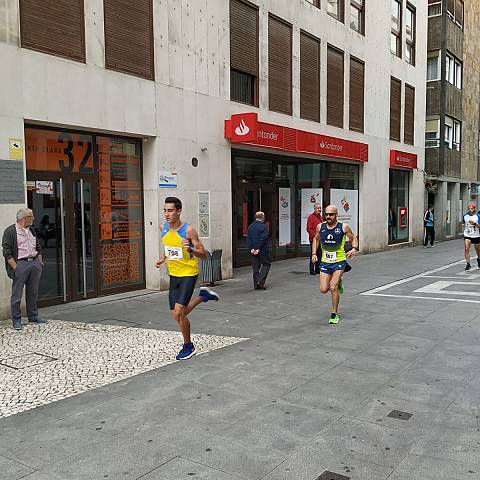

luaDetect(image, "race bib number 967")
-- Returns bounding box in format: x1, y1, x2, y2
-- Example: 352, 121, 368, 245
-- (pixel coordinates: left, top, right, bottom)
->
165, 246, 183, 260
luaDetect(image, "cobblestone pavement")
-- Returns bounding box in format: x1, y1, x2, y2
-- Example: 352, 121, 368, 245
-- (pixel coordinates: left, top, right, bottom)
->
0, 320, 246, 418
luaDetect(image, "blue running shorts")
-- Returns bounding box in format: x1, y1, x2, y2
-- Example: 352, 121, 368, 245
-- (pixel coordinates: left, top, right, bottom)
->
320, 261, 347, 275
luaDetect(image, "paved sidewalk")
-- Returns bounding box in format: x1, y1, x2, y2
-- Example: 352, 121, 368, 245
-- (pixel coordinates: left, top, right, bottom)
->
1, 239, 480, 480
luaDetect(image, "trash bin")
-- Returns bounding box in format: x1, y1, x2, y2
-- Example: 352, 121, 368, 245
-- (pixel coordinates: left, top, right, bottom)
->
199, 249, 223, 286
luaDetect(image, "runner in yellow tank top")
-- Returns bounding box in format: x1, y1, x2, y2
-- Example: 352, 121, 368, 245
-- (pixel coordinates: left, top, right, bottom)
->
155, 197, 219, 360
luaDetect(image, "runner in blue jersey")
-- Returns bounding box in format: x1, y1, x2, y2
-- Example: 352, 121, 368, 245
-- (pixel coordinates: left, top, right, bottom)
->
311, 205, 358, 324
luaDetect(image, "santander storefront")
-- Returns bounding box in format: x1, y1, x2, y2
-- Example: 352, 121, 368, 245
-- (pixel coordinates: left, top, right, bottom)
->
225, 113, 368, 267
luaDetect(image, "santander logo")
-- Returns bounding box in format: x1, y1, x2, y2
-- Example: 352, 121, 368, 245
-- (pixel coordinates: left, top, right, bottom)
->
319, 140, 343, 152
235, 119, 250, 136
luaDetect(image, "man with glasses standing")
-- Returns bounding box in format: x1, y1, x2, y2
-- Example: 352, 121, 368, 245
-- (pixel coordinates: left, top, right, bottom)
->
311, 205, 358, 324
2, 208, 47, 330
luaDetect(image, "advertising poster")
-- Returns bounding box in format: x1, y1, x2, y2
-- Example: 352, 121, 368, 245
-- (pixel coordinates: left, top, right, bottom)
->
330, 189, 359, 234
278, 187, 291, 246
301, 188, 323, 245
198, 192, 210, 238
35, 180, 54, 195
159, 171, 178, 188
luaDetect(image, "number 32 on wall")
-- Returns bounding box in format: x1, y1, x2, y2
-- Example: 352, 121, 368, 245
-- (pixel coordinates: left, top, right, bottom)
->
58, 133, 93, 173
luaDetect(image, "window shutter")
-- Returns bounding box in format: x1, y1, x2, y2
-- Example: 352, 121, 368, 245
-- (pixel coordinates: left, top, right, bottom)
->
104, 0, 154, 80
349, 57, 364, 133
390, 77, 401, 141
327, 46, 344, 128
20, 0, 85, 62
230, 0, 258, 77
268, 15, 292, 115
404, 84, 415, 145
300, 32, 320, 122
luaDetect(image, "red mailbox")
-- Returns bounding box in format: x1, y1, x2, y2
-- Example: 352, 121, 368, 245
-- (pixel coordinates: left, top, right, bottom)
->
398, 207, 408, 229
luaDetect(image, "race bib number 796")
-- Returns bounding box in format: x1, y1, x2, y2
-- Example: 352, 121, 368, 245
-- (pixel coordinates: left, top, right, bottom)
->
165, 246, 183, 260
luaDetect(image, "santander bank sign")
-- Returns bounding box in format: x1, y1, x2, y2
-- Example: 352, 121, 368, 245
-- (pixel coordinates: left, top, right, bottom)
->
225, 113, 368, 162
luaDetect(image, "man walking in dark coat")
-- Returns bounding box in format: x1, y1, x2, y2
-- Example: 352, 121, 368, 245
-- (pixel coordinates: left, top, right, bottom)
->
247, 211, 271, 290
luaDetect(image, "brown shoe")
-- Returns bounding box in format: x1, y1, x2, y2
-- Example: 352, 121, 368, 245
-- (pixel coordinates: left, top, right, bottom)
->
257, 283, 266, 290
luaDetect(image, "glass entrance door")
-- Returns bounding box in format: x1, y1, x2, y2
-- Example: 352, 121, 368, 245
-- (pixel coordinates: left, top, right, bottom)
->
233, 185, 275, 267
27, 175, 98, 304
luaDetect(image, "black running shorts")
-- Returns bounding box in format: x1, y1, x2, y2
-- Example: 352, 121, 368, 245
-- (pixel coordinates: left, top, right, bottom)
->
169, 275, 198, 310
464, 237, 480, 245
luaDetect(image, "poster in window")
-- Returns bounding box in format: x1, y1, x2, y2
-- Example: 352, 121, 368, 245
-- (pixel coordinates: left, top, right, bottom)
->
198, 192, 210, 238
330, 189, 359, 234
301, 188, 323, 244
278, 187, 291, 246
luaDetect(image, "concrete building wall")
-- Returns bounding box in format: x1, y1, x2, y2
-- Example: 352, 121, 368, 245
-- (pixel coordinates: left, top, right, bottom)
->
0, 0, 427, 318
462, 0, 480, 182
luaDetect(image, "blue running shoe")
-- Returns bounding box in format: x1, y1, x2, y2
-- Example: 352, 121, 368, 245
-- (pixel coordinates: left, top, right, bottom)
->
13, 319, 22, 331
176, 343, 196, 361
199, 287, 219, 303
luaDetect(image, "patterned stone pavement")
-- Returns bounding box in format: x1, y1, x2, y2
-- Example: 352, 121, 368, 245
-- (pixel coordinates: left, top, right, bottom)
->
0, 320, 247, 418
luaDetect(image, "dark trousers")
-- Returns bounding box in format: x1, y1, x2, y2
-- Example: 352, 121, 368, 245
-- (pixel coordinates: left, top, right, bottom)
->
424, 226, 435, 246
10, 259, 42, 323
309, 241, 321, 274
251, 254, 271, 287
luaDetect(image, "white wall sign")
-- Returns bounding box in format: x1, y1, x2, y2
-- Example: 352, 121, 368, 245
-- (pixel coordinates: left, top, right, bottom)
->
198, 192, 210, 238
330, 189, 359, 234
159, 171, 178, 188
301, 188, 323, 245
278, 187, 291, 246
35, 180, 53, 195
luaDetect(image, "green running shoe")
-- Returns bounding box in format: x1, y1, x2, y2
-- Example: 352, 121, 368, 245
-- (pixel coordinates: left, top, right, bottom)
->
338, 280, 344, 295
329, 313, 340, 324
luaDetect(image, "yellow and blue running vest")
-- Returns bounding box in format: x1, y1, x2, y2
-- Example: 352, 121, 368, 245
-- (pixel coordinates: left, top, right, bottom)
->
320, 222, 347, 263
161, 223, 199, 277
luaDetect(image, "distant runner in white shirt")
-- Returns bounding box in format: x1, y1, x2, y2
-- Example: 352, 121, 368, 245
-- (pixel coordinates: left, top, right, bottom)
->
463, 202, 480, 271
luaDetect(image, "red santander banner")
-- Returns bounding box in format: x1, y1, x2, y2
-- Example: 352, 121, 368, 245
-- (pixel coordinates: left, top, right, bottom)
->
224, 113, 368, 162
390, 150, 417, 169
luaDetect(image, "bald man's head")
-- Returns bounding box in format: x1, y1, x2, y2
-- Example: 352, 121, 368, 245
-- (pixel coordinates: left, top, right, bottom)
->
324, 205, 338, 225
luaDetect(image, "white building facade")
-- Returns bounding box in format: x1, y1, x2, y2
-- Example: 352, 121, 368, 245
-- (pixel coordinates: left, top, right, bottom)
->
0, 0, 427, 318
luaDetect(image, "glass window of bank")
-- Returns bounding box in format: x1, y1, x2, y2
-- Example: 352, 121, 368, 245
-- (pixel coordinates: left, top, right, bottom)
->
232, 151, 359, 266
388, 169, 410, 244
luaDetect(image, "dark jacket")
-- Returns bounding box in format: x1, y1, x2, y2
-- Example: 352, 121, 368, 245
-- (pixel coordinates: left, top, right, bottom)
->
247, 220, 269, 257
2, 224, 41, 278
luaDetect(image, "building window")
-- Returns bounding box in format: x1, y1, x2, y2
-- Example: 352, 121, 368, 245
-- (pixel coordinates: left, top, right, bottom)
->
349, 57, 364, 132
268, 15, 292, 115
428, 0, 441, 16
453, 120, 461, 151
427, 52, 440, 80
305, 0, 320, 7
19, 0, 85, 62
444, 116, 460, 149
444, 124, 453, 149
390, 77, 401, 141
405, 4, 415, 65
230, 0, 259, 106
104, 0, 155, 80
425, 117, 440, 147
446, 53, 462, 89
350, 0, 364, 34
447, 0, 464, 27
231, 70, 256, 105
391, 0, 402, 57
327, 46, 344, 128
300, 32, 320, 122
327, 0, 344, 22
404, 84, 415, 145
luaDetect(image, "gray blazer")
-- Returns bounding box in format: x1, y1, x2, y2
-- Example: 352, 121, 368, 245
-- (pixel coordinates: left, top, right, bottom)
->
2, 224, 42, 279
